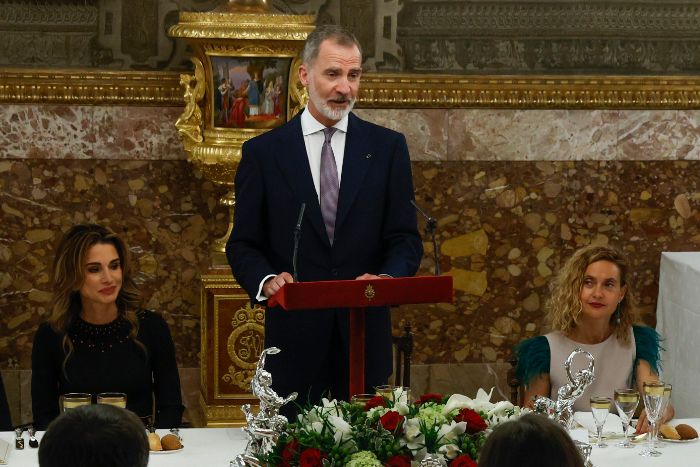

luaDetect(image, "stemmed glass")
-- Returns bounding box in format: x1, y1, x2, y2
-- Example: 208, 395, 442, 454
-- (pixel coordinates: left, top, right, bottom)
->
590, 396, 612, 448
640, 381, 665, 457
652, 383, 672, 449
614, 388, 639, 448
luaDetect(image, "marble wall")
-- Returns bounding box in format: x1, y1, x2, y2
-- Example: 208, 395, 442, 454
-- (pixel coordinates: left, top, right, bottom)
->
2, 104, 699, 424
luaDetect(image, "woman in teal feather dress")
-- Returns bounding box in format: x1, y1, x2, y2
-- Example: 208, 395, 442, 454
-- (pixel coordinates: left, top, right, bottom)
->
516, 244, 673, 433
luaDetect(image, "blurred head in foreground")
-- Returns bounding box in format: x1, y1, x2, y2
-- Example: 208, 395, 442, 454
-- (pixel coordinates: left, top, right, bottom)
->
478, 413, 585, 467
39, 404, 149, 467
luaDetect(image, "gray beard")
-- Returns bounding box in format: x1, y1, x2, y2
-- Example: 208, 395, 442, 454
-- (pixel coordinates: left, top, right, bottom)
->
308, 85, 355, 122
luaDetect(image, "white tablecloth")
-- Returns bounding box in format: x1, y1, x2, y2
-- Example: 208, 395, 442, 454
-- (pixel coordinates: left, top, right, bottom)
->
0, 428, 248, 466
573, 418, 700, 467
656, 252, 700, 417
3, 422, 700, 466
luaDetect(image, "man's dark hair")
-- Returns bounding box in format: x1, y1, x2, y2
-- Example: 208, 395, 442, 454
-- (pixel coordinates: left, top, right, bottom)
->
478, 413, 585, 467
301, 24, 363, 67
38, 404, 149, 467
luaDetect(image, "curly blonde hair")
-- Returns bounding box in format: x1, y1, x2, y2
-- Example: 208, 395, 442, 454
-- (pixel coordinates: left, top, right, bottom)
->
48, 224, 144, 375
546, 244, 639, 345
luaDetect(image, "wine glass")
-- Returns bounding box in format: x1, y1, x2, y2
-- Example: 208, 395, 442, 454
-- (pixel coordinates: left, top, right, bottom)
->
614, 388, 639, 448
97, 392, 127, 408
640, 381, 665, 457
61, 393, 91, 412
652, 383, 672, 449
590, 396, 612, 448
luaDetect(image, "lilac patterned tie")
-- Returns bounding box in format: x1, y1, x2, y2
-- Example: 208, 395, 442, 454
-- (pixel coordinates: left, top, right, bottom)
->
320, 127, 339, 244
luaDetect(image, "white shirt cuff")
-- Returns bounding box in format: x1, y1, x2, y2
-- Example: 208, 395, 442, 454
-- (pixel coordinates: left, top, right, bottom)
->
256, 274, 277, 301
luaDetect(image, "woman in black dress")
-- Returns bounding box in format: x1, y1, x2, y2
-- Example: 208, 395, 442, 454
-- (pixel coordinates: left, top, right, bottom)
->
31, 224, 184, 429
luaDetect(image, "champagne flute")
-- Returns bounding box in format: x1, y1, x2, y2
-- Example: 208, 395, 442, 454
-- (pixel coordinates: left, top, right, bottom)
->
590, 396, 612, 448
614, 388, 639, 448
640, 381, 664, 457
653, 383, 672, 448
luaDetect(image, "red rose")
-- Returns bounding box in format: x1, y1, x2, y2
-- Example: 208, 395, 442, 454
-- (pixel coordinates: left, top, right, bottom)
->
454, 408, 487, 434
280, 439, 299, 467
365, 395, 387, 410
379, 410, 404, 432
299, 448, 325, 467
416, 393, 444, 405
450, 454, 477, 467
385, 454, 411, 467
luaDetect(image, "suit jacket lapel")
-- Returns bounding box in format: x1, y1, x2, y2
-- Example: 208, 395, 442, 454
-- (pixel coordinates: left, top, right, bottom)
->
274, 112, 330, 247
336, 113, 371, 234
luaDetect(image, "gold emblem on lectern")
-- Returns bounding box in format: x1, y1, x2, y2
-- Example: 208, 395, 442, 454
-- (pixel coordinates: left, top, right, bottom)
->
223, 303, 265, 390
364, 284, 375, 300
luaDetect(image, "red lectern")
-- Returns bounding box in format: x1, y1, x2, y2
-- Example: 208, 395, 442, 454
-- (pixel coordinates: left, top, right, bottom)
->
268, 275, 453, 396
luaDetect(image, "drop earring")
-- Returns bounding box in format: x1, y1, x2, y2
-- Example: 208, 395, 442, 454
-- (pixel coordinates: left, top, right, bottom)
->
614, 301, 622, 325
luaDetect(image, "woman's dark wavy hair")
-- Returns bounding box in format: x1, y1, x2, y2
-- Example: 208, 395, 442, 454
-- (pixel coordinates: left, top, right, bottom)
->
48, 224, 143, 375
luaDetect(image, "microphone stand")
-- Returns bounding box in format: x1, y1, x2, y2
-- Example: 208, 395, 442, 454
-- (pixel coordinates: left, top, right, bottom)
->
410, 200, 440, 276
292, 203, 305, 282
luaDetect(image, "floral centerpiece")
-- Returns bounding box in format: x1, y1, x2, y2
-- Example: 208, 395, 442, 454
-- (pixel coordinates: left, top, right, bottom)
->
255, 388, 528, 467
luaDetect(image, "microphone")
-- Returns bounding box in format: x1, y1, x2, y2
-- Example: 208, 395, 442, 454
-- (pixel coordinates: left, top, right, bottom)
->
292, 203, 306, 282
410, 199, 440, 276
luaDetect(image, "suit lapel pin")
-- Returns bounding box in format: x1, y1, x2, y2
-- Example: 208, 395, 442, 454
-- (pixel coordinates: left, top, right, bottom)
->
366, 153, 372, 159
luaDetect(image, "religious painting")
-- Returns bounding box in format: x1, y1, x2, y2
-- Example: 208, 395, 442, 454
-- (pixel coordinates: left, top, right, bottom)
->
210, 56, 292, 130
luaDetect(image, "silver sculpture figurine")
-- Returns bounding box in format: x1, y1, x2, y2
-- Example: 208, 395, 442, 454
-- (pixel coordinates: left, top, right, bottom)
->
533, 348, 595, 430
232, 347, 298, 467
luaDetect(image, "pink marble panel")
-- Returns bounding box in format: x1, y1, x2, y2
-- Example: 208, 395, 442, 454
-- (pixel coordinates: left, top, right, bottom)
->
617, 110, 683, 160
354, 109, 448, 161
92, 106, 187, 160
0, 105, 95, 159
447, 109, 619, 161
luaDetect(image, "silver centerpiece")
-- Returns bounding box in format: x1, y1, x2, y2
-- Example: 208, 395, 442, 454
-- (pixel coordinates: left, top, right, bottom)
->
533, 348, 595, 429
232, 347, 298, 467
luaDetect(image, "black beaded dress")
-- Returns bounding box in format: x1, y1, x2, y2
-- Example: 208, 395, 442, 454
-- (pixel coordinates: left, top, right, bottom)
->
31, 310, 184, 430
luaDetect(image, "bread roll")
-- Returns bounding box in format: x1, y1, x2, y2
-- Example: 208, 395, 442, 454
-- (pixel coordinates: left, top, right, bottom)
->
659, 424, 681, 440
675, 424, 698, 440
161, 433, 183, 450
148, 432, 162, 451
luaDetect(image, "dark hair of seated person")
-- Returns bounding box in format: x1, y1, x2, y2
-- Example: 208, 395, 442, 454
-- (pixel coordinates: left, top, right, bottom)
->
478, 413, 584, 467
38, 404, 149, 467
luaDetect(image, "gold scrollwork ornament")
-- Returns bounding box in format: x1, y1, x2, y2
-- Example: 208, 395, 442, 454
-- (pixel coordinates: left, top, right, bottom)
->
222, 304, 265, 391
174, 57, 206, 150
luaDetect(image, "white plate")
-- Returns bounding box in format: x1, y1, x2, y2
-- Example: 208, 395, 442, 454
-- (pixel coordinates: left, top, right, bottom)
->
659, 436, 698, 443
150, 447, 184, 454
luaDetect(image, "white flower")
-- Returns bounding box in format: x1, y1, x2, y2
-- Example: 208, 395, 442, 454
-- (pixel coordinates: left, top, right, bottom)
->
437, 421, 467, 442
311, 421, 324, 433
393, 387, 411, 404
442, 394, 472, 414
470, 387, 496, 413
402, 418, 426, 452
328, 414, 352, 444
438, 443, 461, 459
487, 400, 514, 417
394, 401, 410, 415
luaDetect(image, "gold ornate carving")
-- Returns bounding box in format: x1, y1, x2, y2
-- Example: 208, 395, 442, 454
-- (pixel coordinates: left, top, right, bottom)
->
222, 303, 265, 391
203, 43, 300, 57
199, 393, 248, 427
364, 284, 375, 301
169, 11, 315, 41
0, 69, 182, 105
175, 58, 206, 149
4, 71, 700, 109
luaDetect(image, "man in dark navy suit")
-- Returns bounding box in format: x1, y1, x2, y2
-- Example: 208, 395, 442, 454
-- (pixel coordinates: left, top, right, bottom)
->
226, 25, 422, 412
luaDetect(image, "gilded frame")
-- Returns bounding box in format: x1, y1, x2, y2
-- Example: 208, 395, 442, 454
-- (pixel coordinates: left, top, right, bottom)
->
2, 69, 700, 109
